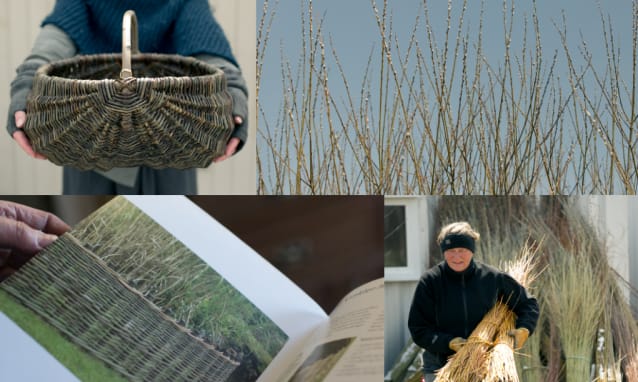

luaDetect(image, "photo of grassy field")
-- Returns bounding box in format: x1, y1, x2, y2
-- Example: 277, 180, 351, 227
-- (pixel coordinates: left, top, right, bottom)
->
0, 197, 288, 382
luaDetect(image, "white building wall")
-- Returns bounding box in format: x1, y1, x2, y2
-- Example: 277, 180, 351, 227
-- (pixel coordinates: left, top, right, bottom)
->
384, 196, 431, 372
0, 0, 255, 194
629, 198, 638, 311
576, 196, 631, 295
384, 281, 418, 373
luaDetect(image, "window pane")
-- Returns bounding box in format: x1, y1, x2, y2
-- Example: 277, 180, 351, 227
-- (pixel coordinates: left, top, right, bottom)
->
384, 206, 407, 267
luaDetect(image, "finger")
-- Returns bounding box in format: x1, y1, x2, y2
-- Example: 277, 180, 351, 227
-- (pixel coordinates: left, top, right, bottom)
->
234, 115, 243, 125
12, 131, 47, 160
213, 137, 240, 163
0, 201, 70, 235
13, 131, 38, 157
213, 154, 229, 163
225, 138, 240, 156
13, 111, 47, 160
14, 111, 26, 128
0, 217, 59, 255
43, 214, 70, 235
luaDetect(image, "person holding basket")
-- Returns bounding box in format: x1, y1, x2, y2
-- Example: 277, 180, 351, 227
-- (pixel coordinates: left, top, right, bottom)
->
7, 0, 248, 194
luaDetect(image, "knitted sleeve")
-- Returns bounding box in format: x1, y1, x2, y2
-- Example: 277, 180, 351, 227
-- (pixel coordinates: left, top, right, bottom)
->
195, 54, 248, 152
6, 24, 76, 137
173, 0, 238, 67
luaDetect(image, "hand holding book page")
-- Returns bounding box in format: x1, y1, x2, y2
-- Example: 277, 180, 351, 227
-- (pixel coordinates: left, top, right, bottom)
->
0, 196, 330, 382
0, 200, 70, 281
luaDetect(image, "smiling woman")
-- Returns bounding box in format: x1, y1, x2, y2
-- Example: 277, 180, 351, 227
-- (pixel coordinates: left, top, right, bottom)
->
407, 221, 539, 382
437, 222, 479, 273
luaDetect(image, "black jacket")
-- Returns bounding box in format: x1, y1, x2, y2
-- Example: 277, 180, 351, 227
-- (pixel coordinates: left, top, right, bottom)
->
408, 259, 539, 371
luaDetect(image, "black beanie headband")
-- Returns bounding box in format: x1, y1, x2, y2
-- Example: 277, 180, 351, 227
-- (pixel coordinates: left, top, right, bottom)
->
440, 234, 475, 253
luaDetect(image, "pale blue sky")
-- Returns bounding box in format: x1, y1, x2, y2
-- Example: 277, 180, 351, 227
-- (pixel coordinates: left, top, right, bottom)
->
259, 0, 633, 111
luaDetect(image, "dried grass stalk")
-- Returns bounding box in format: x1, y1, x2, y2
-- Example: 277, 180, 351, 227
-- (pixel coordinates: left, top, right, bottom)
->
607, 274, 638, 379
626, 346, 638, 382
515, 303, 545, 382
435, 302, 512, 382
483, 311, 518, 382
546, 250, 604, 382
501, 242, 543, 290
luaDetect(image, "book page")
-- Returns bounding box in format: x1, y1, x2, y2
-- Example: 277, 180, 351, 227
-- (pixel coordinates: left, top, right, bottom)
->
0, 196, 328, 382
260, 278, 384, 382
126, 195, 328, 338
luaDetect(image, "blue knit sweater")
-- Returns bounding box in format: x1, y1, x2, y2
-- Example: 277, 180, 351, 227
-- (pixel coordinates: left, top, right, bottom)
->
42, 0, 238, 67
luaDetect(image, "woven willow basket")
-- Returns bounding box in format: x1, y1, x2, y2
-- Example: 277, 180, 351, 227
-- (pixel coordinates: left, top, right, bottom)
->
24, 10, 234, 170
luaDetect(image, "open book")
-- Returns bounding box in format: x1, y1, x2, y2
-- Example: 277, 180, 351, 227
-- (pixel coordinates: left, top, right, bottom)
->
0, 196, 383, 382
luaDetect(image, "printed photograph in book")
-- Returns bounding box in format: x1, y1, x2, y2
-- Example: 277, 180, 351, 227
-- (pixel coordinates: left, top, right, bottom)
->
0, 197, 287, 382
0, 195, 384, 381
289, 337, 356, 382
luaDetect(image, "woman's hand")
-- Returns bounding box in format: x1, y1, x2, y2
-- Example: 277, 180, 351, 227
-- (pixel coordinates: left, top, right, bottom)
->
12, 111, 47, 160
0, 201, 70, 281
449, 337, 467, 352
213, 116, 243, 163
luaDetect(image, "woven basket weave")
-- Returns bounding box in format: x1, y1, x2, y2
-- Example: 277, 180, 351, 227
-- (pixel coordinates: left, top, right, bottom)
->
0, 234, 239, 381
24, 10, 234, 170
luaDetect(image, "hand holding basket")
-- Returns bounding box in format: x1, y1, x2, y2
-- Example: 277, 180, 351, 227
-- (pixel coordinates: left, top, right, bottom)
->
24, 10, 234, 170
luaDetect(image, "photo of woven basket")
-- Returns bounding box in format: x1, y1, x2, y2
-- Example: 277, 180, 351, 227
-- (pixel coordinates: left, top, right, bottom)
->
0, 233, 239, 381
24, 10, 234, 171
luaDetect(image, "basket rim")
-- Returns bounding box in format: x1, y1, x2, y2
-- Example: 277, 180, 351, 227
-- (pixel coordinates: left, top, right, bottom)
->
35, 52, 225, 83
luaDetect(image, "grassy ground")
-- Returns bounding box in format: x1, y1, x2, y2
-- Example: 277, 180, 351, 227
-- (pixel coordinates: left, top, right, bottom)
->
0, 289, 127, 382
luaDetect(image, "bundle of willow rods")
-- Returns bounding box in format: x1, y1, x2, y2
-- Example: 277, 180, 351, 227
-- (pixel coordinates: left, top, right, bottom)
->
429, 197, 638, 380
435, 246, 540, 382
483, 309, 518, 382
435, 301, 514, 382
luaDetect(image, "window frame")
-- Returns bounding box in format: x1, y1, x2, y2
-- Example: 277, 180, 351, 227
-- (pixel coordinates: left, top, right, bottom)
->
384, 197, 427, 281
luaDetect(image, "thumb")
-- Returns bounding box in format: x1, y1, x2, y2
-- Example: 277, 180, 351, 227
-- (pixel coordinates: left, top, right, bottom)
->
36, 232, 59, 248
14, 111, 26, 128
0, 216, 58, 255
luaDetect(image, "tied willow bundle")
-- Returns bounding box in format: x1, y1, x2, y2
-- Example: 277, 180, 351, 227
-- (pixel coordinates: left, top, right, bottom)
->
483, 309, 518, 382
435, 302, 514, 382
435, 245, 540, 382
546, 248, 604, 382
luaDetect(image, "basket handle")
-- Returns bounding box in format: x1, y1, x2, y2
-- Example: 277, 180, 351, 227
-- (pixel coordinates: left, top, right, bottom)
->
120, 10, 139, 79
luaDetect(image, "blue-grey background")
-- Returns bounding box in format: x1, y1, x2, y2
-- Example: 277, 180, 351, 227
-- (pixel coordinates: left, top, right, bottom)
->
257, 0, 634, 193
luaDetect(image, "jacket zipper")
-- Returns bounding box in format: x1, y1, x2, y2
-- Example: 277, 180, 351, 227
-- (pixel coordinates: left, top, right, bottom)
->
462, 273, 469, 337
